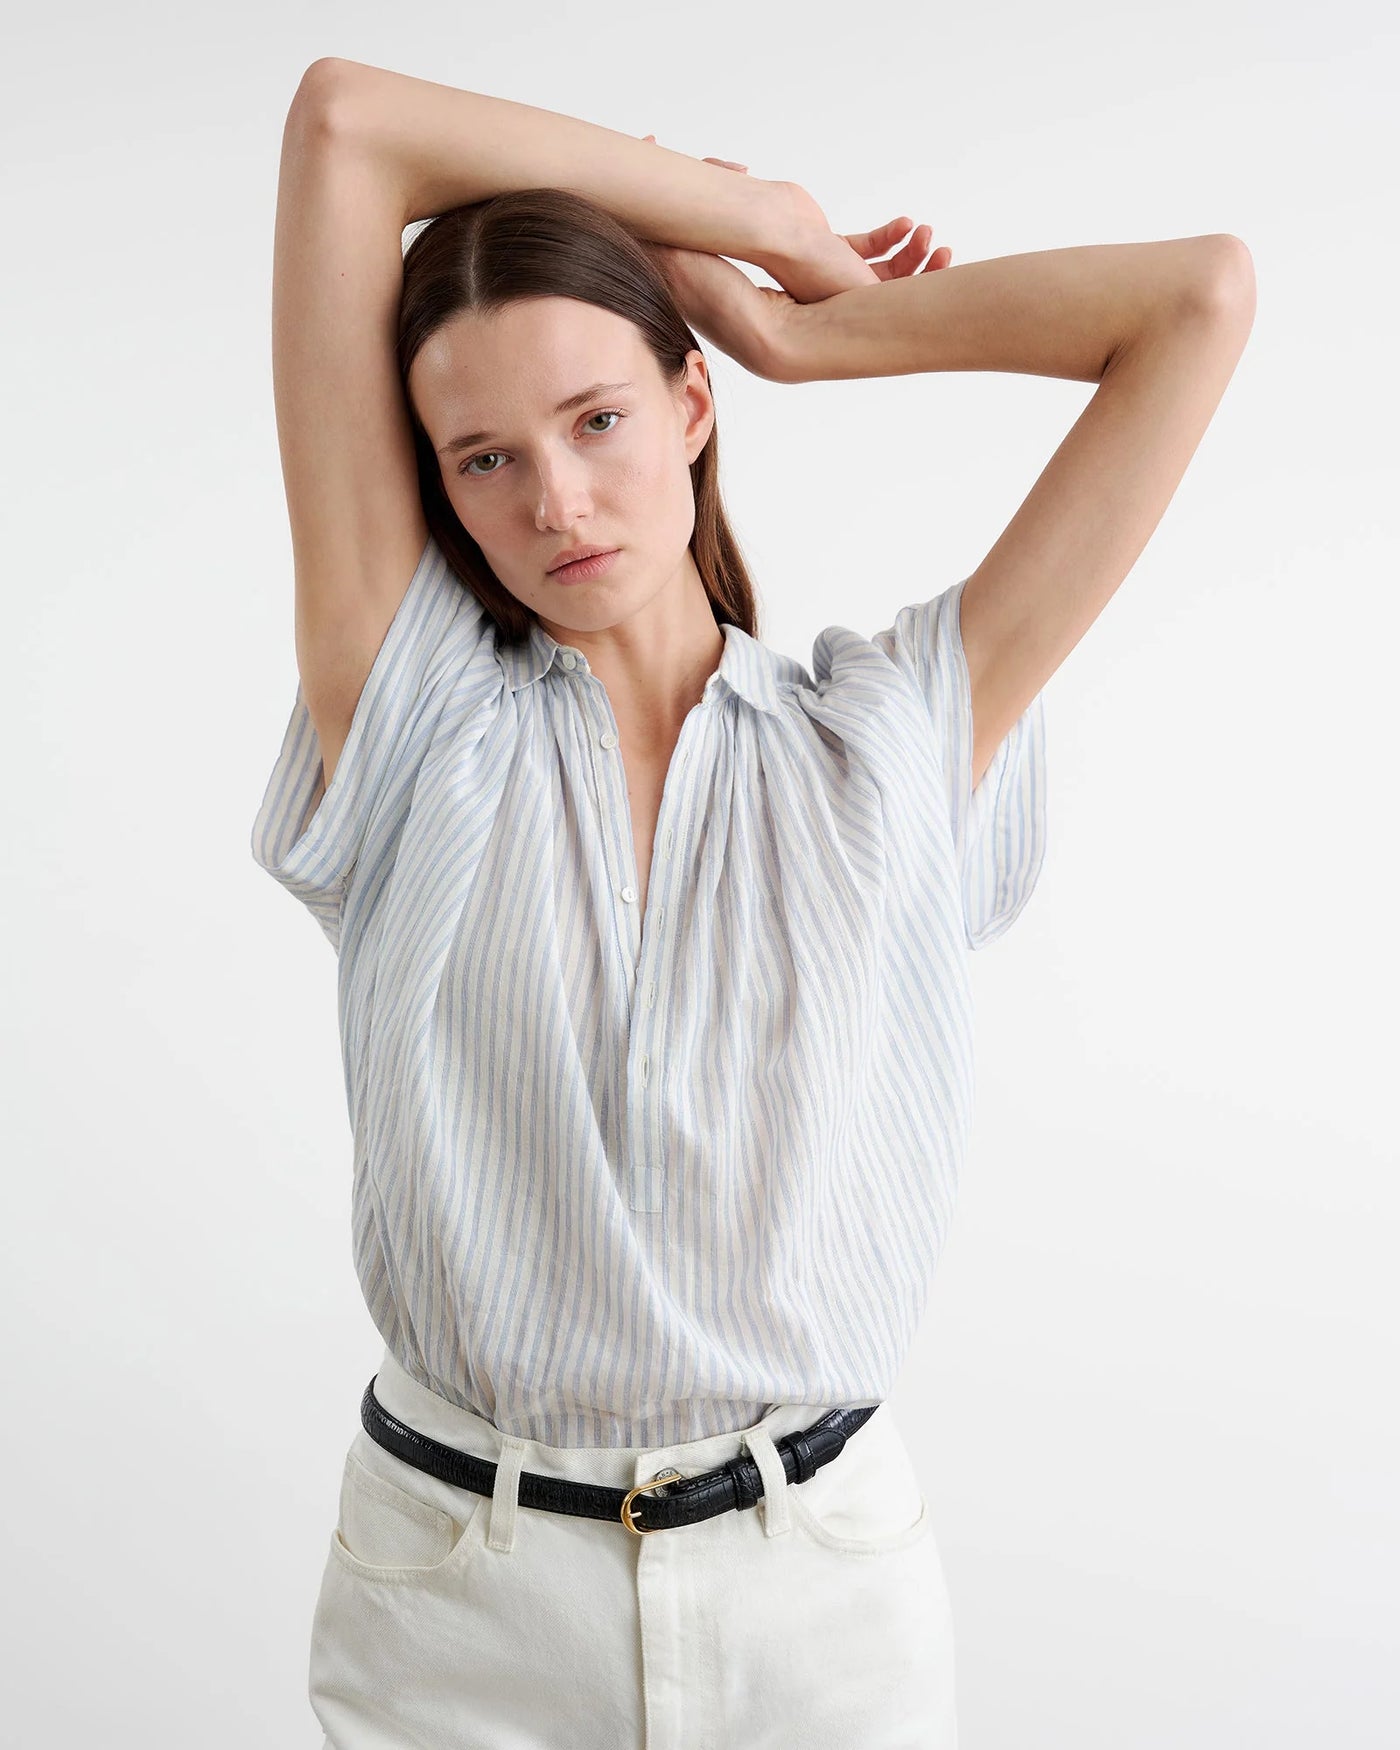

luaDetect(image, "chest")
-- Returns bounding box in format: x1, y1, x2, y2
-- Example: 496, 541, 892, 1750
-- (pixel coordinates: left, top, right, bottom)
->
619, 740, 672, 915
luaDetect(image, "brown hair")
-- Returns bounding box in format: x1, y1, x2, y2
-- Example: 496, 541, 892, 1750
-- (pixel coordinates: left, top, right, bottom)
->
395, 187, 761, 647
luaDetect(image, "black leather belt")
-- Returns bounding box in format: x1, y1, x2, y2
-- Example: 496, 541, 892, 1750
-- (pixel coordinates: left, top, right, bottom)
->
359, 1374, 881, 1537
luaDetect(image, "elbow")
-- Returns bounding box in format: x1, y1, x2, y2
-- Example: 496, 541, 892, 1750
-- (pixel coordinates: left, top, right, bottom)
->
287, 58, 364, 145
1185, 233, 1257, 328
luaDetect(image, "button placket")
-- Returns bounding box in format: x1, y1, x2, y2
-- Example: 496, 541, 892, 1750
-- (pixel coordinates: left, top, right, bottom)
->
587, 680, 710, 1215
627, 726, 668, 1213
586, 691, 652, 1207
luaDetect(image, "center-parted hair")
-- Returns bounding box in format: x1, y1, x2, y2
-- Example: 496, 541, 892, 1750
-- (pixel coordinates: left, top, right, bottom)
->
395, 187, 762, 646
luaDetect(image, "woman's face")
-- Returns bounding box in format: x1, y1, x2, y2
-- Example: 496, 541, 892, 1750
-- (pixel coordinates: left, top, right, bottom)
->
410, 296, 714, 635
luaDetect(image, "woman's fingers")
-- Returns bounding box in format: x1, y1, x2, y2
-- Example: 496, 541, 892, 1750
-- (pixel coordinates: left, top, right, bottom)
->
845, 217, 951, 280
841, 215, 914, 258
884, 223, 939, 277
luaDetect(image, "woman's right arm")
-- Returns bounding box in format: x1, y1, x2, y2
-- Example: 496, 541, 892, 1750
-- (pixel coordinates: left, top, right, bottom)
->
272, 62, 432, 790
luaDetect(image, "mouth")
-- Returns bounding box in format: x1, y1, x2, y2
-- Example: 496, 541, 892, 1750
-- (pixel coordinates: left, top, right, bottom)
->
548, 548, 621, 583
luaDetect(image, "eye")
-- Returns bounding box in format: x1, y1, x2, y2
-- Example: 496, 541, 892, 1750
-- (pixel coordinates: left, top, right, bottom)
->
458, 408, 626, 478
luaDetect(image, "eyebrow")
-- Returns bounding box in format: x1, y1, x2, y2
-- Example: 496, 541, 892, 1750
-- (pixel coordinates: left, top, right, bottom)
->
436, 381, 636, 456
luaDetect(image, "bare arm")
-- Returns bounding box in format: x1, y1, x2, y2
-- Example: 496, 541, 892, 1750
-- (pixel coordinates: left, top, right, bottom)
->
773, 235, 1231, 386
774, 234, 1256, 790
272, 79, 434, 792
316, 56, 795, 259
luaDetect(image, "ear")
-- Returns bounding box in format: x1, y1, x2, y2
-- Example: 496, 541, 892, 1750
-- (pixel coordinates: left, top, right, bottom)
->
679, 349, 715, 460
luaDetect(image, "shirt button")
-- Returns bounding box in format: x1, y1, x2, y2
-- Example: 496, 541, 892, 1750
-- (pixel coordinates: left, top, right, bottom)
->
559, 651, 577, 669
600, 730, 619, 748
620, 884, 637, 903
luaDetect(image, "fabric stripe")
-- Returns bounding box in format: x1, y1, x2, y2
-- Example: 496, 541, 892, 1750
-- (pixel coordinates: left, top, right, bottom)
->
250, 534, 1048, 1447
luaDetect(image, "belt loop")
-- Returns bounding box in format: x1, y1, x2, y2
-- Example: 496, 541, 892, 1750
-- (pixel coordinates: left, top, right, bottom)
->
742, 1427, 792, 1539
487, 1434, 527, 1552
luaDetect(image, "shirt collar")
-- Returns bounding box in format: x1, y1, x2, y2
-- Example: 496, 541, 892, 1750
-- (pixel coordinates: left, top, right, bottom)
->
496, 618, 784, 716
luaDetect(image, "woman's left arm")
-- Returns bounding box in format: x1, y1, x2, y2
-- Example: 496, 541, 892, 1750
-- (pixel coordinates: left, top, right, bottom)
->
774, 235, 1257, 789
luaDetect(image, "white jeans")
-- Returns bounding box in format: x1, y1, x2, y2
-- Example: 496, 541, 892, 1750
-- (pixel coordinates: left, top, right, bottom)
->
310, 1345, 958, 1748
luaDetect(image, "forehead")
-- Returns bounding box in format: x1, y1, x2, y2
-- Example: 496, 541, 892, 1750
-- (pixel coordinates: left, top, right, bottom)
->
412, 296, 651, 430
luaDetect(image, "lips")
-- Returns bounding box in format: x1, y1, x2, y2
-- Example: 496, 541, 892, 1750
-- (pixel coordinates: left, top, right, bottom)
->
547, 548, 621, 585
548, 544, 615, 573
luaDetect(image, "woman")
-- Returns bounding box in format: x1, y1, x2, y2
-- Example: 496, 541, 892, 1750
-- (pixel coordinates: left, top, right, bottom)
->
251, 56, 1254, 1749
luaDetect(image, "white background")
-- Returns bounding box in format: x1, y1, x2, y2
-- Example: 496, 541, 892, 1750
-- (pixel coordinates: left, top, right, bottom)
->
3, 2, 1396, 1744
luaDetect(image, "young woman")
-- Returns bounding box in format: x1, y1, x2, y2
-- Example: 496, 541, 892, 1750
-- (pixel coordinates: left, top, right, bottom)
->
251, 56, 1254, 1748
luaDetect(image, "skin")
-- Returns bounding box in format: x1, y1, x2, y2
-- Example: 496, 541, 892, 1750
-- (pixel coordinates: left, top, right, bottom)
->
408, 294, 724, 744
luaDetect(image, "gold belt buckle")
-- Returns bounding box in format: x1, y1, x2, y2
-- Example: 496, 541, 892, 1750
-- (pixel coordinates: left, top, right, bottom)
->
620, 1467, 683, 1536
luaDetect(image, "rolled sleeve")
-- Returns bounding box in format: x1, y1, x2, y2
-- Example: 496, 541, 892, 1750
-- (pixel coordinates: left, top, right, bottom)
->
872, 577, 1047, 949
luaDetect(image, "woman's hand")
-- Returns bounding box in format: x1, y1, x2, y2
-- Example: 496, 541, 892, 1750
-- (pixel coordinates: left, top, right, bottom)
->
638, 134, 951, 380
773, 174, 953, 299
642, 231, 803, 382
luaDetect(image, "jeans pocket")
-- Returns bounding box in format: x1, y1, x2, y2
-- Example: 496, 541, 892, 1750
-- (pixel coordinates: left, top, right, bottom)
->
330, 1443, 483, 1582
784, 1411, 932, 1557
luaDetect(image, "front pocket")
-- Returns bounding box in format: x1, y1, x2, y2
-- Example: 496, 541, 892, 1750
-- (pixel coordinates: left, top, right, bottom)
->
787, 1484, 931, 1555
331, 1447, 480, 1579
782, 1412, 933, 1556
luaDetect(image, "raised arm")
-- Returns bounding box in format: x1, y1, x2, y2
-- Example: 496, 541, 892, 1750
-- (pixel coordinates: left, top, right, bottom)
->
271, 67, 435, 792
771, 235, 1257, 788
318, 57, 797, 258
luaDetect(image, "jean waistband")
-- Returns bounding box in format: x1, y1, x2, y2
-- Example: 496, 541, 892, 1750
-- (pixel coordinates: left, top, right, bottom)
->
370, 1345, 866, 1496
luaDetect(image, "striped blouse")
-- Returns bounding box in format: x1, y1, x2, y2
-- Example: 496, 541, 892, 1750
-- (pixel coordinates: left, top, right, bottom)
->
251, 534, 1047, 1449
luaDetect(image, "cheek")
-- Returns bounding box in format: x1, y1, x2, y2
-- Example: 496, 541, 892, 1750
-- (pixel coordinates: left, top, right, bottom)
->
445, 480, 505, 544
622, 448, 690, 521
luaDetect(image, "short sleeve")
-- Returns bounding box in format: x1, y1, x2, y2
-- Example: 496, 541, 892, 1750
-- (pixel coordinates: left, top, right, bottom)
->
249, 534, 484, 952
872, 576, 1047, 950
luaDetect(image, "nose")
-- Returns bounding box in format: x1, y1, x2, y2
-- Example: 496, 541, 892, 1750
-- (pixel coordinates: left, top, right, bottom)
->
532, 455, 593, 532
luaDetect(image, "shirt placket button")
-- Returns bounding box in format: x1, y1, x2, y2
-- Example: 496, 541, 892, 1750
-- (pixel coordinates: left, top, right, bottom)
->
595, 729, 633, 902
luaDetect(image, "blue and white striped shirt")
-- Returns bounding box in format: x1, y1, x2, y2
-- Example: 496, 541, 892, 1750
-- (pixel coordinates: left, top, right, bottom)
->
251, 534, 1047, 1448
